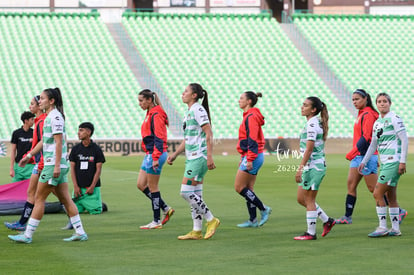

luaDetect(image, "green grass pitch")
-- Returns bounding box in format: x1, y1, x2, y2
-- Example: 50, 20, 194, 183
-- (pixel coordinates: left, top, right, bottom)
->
0, 154, 413, 274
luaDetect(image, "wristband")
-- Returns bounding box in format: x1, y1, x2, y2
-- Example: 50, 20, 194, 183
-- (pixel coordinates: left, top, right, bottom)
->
27, 153, 32, 159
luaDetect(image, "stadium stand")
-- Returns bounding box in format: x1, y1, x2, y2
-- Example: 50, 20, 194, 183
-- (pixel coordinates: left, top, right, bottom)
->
0, 12, 142, 139
293, 14, 414, 136
7, 12, 406, 139
122, 12, 354, 138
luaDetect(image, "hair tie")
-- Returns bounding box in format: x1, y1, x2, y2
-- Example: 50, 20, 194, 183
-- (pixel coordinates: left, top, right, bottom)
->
354, 89, 367, 98
152, 93, 156, 105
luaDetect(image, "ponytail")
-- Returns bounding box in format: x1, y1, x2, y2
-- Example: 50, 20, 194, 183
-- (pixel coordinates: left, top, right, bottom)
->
320, 103, 329, 141
44, 87, 65, 120
307, 96, 329, 141
189, 83, 212, 124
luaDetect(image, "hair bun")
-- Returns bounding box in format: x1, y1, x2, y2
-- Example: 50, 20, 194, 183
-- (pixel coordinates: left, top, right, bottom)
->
256, 92, 262, 98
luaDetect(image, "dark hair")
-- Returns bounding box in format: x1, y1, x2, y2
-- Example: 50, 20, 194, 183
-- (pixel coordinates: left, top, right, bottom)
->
33, 95, 40, 104
376, 92, 392, 104
79, 122, 95, 137
21, 111, 35, 123
189, 83, 211, 123
43, 87, 65, 120
244, 91, 262, 107
353, 89, 377, 113
138, 89, 169, 126
307, 96, 329, 141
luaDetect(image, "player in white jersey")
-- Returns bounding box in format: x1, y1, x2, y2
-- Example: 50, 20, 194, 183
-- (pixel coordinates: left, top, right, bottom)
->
168, 83, 220, 240
9, 88, 87, 244
294, 97, 335, 240
359, 93, 408, 238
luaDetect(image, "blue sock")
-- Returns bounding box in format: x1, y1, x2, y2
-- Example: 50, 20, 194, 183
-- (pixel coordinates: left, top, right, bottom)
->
151, 192, 161, 222
142, 187, 152, 199
239, 188, 265, 211
345, 194, 356, 217
246, 201, 257, 222
19, 201, 34, 225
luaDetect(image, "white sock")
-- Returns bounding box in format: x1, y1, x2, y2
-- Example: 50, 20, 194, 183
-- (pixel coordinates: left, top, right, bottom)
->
191, 207, 203, 231
376, 206, 388, 229
195, 184, 214, 222
315, 203, 329, 223
25, 218, 40, 238
70, 214, 86, 235
389, 207, 400, 231
306, 211, 317, 235
181, 184, 213, 222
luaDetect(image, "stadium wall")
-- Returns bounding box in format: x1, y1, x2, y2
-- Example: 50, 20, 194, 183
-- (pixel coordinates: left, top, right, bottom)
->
1, 138, 414, 157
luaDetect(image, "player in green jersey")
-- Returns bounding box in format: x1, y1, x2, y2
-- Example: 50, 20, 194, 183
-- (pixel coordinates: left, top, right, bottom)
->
168, 83, 220, 240
9, 88, 87, 243
359, 93, 408, 238
294, 97, 335, 241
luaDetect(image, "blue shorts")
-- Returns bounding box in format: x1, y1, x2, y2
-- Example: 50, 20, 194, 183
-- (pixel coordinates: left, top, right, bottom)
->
32, 164, 39, 175
140, 152, 167, 175
239, 153, 264, 175
350, 155, 378, 176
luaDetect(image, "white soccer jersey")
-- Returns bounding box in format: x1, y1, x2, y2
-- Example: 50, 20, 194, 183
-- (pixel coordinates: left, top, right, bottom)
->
42, 108, 68, 168
183, 102, 210, 160
372, 111, 406, 164
299, 116, 325, 170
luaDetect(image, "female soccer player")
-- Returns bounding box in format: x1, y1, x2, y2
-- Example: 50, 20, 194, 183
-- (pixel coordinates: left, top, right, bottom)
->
9, 88, 87, 243
359, 93, 408, 237
336, 89, 407, 224
5, 95, 47, 231
336, 89, 379, 224
167, 83, 220, 240
234, 91, 271, 228
294, 97, 335, 240
136, 89, 174, 229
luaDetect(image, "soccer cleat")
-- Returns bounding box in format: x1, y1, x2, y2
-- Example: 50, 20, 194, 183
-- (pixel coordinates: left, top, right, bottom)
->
368, 227, 388, 238
294, 232, 317, 240
63, 233, 88, 242
161, 207, 175, 225
387, 229, 402, 237
237, 220, 259, 228
61, 221, 73, 230
399, 209, 407, 224
204, 217, 220, 240
4, 221, 26, 231
335, 216, 352, 224
322, 218, 336, 237
8, 234, 32, 244
140, 221, 162, 230
177, 230, 203, 240
259, 206, 272, 226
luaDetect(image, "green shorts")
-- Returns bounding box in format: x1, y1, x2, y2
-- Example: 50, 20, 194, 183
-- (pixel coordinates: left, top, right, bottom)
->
12, 163, 35, 182
39, 166, 69, 186
378, 162, 401, 187
299, 167, 326, 191
184, 157, 208, 183
73, 187, 102, 215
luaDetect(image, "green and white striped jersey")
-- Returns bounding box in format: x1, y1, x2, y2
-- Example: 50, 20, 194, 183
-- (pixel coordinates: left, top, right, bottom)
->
42, 108, 68, 168
299, 116, 325, 170
373, 111, 406, 164
183, 102, 210, 160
